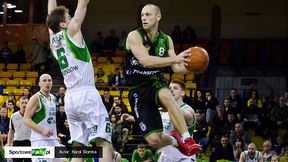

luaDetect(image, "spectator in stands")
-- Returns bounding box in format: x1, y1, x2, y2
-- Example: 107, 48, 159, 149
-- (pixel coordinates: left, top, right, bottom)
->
57, 119, 70, 148
223, 97, 237, 118
209, 105, 229, 145
16, 88, 31, 107
5, 92, 16, 108
56, 86, 66, 107
270, 96, 288, 129
7, 100, 19, 118
205, 89, 219, 124
262, 140, 277, 162
95, 68, 109, 86
7, 96, 31, 162
194, 111, 208, 151
109, 68, 125, 87
111, 113, 122, 151
118, 31, 127, 50
104, 29, 120, 51
261, 95, 276, 137
109, 105, 129, 146
171, 25, 182, 44
0, 107, 9, 144
247, 90, 263, 109
131, 143, 153, 162
31, 38, 47, 74
271, 155, 279, 162
112, 96, 128, 114
56, 104, 66, 133
233, 137, 246, 162
239, 143, 263, 162
229, 88, 243, 121
210, 134, 235, 162
192, 89, 206, 119
101, 89, 114, 112
227, 112, 237, 134
43, 41, 54, 72
182, 25, 197, 44
91, 31, 105, 53
0, 41, 12, 63
229, 123, 251, 147
13, 44, 26, 63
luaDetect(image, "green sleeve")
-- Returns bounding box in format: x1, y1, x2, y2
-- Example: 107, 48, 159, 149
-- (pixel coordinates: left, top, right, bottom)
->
146, 149, 154, 159
131, 149, 138, 162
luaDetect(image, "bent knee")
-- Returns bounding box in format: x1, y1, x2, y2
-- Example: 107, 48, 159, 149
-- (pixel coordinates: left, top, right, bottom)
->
158, 88, 173, 103
146, 136, 162, 148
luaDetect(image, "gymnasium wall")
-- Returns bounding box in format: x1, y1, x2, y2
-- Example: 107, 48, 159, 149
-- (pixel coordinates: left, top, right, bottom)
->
0, 0, 287, 47
82, 0, 288, 43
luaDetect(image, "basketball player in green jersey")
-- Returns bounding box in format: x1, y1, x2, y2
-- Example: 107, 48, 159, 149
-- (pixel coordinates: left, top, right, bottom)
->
125, 4, 200, 156
24, 74, 61, 162
47, 0, 112, 162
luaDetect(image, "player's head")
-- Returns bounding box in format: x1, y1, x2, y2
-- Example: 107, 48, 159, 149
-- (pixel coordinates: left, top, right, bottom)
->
47, 6, 71, 33
39, 74, 53, 93
137, 143, 147, 157
247, 143, 257, 156
141, 4, 161, 30
169, 79, 186, 101
19, 96, 28, 113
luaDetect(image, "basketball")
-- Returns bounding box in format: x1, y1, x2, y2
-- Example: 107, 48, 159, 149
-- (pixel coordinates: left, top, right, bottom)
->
185, 46, 209, 73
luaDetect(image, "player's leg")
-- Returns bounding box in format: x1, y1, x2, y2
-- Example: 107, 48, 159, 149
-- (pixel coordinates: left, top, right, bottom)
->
95, 139, 113, 162
85, 88, 112, 162
158, 88, 188, 135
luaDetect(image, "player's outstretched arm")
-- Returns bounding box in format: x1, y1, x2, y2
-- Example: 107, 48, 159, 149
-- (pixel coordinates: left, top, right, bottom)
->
7, 128, 14, 146
167, 36, 190, 74
127, 31, 181, 68
48, 0, 57, 15
68, 0, 89, 37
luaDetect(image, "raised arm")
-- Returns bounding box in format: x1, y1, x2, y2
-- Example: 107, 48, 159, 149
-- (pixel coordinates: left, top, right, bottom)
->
127, 31, 187, 68
68, 0, 89, 37
48, 0, 57, 15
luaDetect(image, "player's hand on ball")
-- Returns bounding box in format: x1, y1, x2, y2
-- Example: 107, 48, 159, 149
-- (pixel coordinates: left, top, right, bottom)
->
175, 48, 191, 65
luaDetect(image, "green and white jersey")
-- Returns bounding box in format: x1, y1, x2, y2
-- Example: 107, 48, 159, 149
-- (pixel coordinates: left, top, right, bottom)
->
30, 92, 57, 142
160, 103, 196, 160
161, 103, 196, 135
50, 30, 95, 90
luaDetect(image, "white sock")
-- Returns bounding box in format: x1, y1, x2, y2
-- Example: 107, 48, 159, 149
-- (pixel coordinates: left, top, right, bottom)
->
170, 136, 178, 146
181, 132, 190, 142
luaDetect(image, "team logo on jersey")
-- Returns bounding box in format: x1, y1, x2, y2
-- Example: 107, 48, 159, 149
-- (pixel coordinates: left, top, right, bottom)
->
47, 116, 55, 124
130, 57, 140, 66
133, 93, 138, 98
159, 39, 164, 43
126, 69, 132, 75
139, 122, 146, 131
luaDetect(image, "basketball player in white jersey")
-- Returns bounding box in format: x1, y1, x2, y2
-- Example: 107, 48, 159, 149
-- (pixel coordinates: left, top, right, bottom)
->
23, 74, 61, 162
46, 0, 112, 162
158, 79, 197, 162
239, 143, 263, 162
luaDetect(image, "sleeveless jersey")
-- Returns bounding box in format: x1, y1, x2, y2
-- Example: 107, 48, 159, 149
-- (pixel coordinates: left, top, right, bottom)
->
243, 151, 261, 162
161, 103, 196, 160
50, 30, 95, 90
125, 28, 170, 89
30, 92, 57, 141
113, 151, 121, 162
